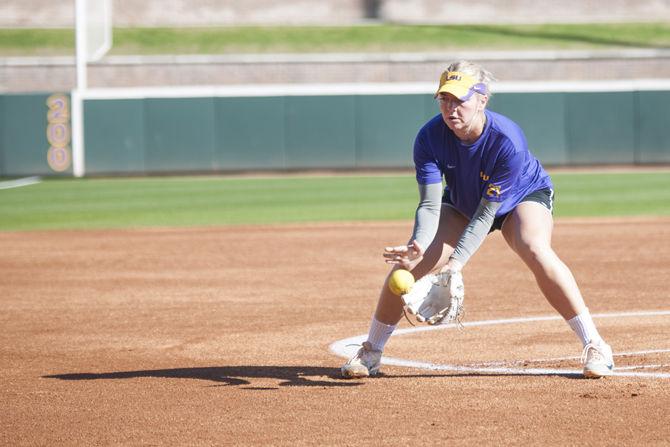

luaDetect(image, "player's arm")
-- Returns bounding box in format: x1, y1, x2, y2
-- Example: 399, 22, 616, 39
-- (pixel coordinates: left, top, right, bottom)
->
400, 198, 498, 325
384, 182, 442, 267
447, 198, 501, 270
385, 127, 443, 268
410, 127, 444, 252
410, 181, 443, 250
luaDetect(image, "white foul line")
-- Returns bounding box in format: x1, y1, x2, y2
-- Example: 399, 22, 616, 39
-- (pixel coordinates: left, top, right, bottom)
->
0, 176, 42, 190
330, 310, 670, 379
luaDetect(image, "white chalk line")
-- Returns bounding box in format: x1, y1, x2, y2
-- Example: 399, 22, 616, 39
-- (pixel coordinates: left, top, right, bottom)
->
330, 310, 670, 379
615, 363, 670, 371
0, 176, 42, 190
419, 348, 670, 369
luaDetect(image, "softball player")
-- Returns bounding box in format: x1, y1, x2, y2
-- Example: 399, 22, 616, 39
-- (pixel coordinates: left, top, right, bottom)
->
342, 60, 614, 379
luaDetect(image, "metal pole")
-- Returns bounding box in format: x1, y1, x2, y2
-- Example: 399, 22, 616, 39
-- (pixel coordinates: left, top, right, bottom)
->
75, 0, 87, 90
72, 0, 87, 177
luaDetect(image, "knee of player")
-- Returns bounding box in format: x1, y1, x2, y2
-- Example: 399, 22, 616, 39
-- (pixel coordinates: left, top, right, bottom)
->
516, 241, 554, 267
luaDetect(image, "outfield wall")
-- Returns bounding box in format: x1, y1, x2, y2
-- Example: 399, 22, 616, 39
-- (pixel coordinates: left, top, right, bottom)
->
1, 83, 669, 177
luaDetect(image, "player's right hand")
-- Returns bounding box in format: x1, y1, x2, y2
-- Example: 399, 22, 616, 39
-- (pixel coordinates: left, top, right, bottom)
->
383, 240, 424, 270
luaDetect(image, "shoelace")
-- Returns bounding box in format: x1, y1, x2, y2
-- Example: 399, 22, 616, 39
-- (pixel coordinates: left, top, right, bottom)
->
344, 342, 381, 369
581, 342, 604, 365
345, 342, 374, 358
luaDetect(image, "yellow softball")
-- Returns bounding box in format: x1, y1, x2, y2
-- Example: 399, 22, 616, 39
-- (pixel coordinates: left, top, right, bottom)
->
388, 269, 415, 296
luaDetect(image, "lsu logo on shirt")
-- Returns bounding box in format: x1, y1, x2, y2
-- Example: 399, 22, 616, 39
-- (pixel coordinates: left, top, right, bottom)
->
480, 171, 501, 198
486, 183, 502, 198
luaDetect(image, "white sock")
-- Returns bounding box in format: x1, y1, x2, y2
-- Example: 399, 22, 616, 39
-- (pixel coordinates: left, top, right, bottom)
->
567, 308, 603, 347
367, 317, 396, 352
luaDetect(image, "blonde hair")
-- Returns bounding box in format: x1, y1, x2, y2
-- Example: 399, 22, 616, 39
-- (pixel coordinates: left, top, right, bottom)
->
445, 60, 496, 97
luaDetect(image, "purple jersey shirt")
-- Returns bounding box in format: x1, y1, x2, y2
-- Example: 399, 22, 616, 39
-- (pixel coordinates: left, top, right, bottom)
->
414, 109, 553, 219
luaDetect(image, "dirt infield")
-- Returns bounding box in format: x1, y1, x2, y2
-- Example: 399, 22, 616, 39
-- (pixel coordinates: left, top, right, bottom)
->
2, 218, 669, 446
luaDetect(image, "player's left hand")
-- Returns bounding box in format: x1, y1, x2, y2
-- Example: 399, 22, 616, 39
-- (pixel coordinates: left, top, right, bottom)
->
383, 240, 424, 270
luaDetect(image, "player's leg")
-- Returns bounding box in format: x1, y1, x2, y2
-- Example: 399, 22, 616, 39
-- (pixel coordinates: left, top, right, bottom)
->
501, 201, 585, 319
341, 205, 468, 378
501, 198, 613, 378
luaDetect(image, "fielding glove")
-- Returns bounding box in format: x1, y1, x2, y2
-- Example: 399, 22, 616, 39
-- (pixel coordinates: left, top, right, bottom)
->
401, 270, 464, 325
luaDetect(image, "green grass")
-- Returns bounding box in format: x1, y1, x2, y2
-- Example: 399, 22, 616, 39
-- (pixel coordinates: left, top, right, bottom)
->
1, 23, 669, 56
1, 172, 668, 231
551, 172, 670, 216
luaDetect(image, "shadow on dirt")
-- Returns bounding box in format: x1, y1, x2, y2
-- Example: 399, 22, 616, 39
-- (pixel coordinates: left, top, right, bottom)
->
44, 366, 364, 388
43, 365, 583, 388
